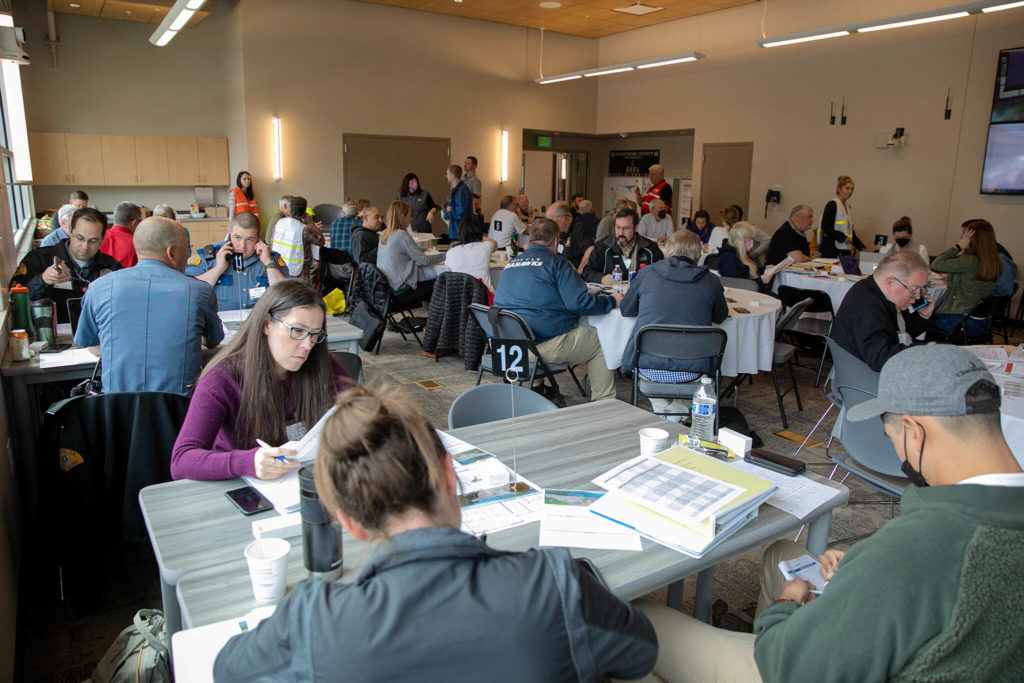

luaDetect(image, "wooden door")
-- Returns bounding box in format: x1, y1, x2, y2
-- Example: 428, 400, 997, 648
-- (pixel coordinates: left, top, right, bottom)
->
699, 142, 753, 218
167, 137, 199, 185
196, 137, 229, 186
134, 136, 169, 186
65, 134, 105, 185
101, 135, 137, 185
28, 132, 69, 185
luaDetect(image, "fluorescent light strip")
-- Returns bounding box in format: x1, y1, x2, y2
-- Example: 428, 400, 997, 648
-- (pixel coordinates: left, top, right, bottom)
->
155, 30, 176, 46
169, 8, 195, 31
583, 66, 634, 77
185, 0, 207, 9
858, 11, 969, 32
762, 30, 850, 47
636, 56, 697, 69
981, 1, 1024, 10
538, 74, 582, 84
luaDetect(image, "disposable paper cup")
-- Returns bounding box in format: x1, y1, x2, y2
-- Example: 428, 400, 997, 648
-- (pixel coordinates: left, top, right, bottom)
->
639, 428, 670, 458
244, 537, 291, 603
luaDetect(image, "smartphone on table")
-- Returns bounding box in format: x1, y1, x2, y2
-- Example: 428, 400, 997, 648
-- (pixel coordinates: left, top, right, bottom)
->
225, 486, 273, 515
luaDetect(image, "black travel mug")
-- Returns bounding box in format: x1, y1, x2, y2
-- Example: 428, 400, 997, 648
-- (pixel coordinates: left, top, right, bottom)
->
298, 465, 343, 579
30, 299, 57, 348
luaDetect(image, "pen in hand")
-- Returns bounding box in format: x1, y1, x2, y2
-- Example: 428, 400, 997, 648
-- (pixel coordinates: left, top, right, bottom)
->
256, 438, 289, 463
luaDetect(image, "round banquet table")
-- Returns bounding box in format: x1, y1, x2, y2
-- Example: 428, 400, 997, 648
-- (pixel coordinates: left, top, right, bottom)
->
582, 286, 781, 377
773, 267, 947, 313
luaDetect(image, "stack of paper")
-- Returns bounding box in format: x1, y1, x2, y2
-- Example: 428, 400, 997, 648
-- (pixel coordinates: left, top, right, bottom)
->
589, 447, 776, 558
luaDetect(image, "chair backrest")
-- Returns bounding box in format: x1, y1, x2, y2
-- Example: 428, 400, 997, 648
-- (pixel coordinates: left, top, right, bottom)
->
350, 262, 391, 317
826, 338, 879, 394
448, 383, 558, 429
775, 297, 812, 335
704, 253, 720, 270
777, 285, 834, 315
313, 203, 344, 227
835, 384, 906, 478
330, 351, 364, 384
468, 303, 537, 342
634, 325, 727, 386
967, 295, 1003, 320
720, 276, 758, 292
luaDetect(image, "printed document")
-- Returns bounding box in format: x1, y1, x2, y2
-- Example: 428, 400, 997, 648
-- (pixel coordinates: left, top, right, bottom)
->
539, 489, 641, 552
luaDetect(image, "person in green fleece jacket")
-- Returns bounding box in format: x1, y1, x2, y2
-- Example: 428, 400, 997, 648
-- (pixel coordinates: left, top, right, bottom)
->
625, 344, 1024, 682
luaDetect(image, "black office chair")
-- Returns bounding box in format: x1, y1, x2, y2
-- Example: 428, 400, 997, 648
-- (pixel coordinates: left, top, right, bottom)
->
313, 203, 344, 228
771, 298, 812, 429
777, 285, 835, 387
704, 253, 720, 271
948, 294, 1007, 346
468, 303, 586, 398
630, 325, 727, 425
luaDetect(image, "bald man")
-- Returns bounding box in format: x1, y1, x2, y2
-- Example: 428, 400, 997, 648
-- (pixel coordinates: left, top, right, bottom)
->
74, 217, 224, 395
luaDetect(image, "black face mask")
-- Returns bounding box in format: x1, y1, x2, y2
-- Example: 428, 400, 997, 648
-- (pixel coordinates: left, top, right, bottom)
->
901, 422, 930, 487
895, 237, 911, 248
657, 209, 668, 219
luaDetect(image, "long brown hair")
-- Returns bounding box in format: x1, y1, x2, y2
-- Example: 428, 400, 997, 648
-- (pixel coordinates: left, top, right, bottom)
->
314, 384, 447, 536
201, 280, 339, 446
963, 220, 1001, 282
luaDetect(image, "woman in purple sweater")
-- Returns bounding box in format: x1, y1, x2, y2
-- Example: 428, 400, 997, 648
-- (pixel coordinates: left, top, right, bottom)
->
171, 280, 353, 481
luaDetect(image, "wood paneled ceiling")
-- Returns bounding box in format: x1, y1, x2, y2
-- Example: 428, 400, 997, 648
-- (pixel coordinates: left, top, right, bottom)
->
353, 0, 756, 39
46, 0, 209, 28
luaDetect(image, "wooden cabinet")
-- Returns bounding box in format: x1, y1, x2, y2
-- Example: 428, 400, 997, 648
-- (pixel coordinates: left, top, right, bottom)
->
166, 137, 200, 185
65, 134, 105, 185
27, 132, 228, 187
28, 132, 69, 185
183, 220, 228, 251
134, 136, 169, 186
196, 137, 229, 186
101, 135, 137, 185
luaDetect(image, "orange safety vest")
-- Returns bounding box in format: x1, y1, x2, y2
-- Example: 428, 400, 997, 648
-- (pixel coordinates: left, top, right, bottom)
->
640, 180, 671, 215
229, 187, 259, 217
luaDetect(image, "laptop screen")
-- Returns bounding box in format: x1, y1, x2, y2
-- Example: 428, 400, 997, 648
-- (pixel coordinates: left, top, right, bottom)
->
66, 298, 83, 337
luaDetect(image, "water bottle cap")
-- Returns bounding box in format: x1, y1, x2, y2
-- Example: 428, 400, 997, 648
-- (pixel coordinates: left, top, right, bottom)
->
11, 284, 28, 293
700, 376, 712, 384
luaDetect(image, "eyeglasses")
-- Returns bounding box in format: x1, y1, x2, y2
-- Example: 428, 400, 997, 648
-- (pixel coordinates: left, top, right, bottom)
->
271, 314, 327, 343
893, 276, 928, 299
71, 233, 102, 246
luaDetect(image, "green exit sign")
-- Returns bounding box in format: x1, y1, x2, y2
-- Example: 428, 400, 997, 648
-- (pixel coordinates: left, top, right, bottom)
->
537, 136, 552, 148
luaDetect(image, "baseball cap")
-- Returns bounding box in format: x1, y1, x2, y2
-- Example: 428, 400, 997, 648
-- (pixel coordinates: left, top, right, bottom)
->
847, 344, 1001, 422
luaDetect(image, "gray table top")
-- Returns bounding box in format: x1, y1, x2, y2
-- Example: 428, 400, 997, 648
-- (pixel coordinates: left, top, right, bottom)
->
174, 400, 848, 628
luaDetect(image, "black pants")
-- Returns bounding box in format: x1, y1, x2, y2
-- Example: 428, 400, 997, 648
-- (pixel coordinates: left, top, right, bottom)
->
392, 279, 435, 310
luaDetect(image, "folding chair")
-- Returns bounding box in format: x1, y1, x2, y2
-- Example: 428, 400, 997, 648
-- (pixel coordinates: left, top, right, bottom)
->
777, 285, 835, 387
448, 383, 558, 429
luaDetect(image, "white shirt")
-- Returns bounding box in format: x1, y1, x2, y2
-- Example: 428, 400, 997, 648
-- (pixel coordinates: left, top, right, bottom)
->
639, 214, 673, 241
957, 472, 1024, 487
879, 239, 929, 262
487, 209, 527, 249
272, 216, 305, 277
707, 226, 731, 253
445, 241, 496, 291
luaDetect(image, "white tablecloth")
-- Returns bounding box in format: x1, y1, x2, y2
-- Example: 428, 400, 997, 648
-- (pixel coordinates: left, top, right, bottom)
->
582, 287, 781, 377
774, 269, 947, 313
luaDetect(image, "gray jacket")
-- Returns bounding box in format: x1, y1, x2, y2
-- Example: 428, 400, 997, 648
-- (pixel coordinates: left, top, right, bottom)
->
376, 229, 443, 292
214, 527, 657, 682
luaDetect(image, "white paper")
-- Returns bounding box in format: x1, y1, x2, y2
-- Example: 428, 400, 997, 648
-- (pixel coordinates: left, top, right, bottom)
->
217, 309, 252, 323
778, 554, 826, 593
37, 347, 98, 368
460, 492, 542, 535
290, 406, 337, 463
243, 471, 300, 515
1009, 345, 1024, 363
172, 606, 276, 683
962, 345, 1009, 361
726, 459, 840, 519
539, 489, 641, 551
763, 256, 795, 279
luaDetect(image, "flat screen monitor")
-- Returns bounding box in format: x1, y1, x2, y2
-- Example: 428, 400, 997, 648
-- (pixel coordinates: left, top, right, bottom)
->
981, 47, 1024, 195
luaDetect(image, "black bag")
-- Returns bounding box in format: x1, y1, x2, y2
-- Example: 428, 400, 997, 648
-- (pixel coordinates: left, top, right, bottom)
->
719, 406, 763, 449
350, 300, 385, 351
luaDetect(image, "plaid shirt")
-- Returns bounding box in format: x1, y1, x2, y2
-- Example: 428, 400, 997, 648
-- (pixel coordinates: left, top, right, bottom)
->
329, 216, 361, 252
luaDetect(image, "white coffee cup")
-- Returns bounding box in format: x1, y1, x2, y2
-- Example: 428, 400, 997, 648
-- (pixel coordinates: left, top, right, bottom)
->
639, 428, 670, 458
244, 537, 291, 603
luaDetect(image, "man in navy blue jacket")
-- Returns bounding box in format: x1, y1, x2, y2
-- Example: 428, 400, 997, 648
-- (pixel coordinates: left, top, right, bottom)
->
493, 218, 622, 401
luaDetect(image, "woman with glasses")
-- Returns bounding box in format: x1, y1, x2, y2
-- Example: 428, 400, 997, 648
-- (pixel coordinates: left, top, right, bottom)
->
171, 280, 353, 481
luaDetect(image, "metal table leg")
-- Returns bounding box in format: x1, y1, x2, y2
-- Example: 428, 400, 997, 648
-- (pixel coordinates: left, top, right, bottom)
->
693, 567, 715, 622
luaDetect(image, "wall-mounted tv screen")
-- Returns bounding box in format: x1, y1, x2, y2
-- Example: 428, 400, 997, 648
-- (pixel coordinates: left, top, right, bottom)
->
981, 47, 1024, 195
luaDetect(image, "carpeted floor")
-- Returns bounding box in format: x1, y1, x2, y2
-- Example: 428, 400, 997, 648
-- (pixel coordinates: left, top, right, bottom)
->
16, 309, 1023, 680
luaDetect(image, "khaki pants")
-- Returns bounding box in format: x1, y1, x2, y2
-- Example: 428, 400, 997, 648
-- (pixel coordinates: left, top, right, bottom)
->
614, 540, 808, 683
534, 325, 616, 402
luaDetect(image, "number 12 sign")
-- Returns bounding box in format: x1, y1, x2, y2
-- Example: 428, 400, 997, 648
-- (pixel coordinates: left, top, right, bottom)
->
489, 339, 529, 379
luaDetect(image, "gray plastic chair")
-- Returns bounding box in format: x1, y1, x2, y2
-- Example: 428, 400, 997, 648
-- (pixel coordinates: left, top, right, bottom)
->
770, 298, 812, 429
829, 384, 908, 500
630, 325, 727, 424
720, 276, 758, 292
448, 383, 558, 429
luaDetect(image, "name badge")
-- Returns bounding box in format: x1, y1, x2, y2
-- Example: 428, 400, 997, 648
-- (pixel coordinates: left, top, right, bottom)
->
249, 286, 266, 300
622, 257, 632, 269
286, 422, 307, 442
54, 280, 73, 290
557, 244, 564, 254
897, 332, 913, 346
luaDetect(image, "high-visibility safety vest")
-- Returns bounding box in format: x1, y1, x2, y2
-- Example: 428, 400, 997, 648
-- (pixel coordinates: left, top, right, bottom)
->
640, 180, 671, 215
229, 186, 259, 218
819, 196, 852, 252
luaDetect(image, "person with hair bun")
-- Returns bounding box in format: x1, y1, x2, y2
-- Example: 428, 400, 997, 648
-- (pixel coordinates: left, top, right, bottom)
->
171, 280, 352, 481
879, 216, 928, 261
818, 175, 865, 258
213, 384, 658, 681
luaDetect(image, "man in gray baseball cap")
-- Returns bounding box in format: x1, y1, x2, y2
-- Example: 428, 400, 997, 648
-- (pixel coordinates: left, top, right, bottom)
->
751, 343, 1024, 681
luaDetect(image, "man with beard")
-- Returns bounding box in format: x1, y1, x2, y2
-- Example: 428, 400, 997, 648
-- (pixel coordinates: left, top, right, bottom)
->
583, 208, 663, 284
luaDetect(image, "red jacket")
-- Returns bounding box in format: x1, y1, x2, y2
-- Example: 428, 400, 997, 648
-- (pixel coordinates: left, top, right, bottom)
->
100, 224, 138, 269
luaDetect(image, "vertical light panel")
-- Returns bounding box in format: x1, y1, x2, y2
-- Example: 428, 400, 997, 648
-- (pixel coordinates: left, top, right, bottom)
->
272, 116, 283, 181
499, 129, 509, 183
0, 14, 29, 181
560, 156, 567, 180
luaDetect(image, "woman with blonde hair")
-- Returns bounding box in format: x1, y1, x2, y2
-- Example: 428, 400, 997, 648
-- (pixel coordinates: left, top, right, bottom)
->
377, 200, 444, 308
819, 175, 865, 258
213, 384, 658, 680
718, 222, 775, 292
931, 219, 1002, 333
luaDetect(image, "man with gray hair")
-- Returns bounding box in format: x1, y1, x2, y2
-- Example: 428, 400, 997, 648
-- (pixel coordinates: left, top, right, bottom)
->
100, 201, 143, 268
548, 201, 594, 271
40, 203, 77, 247
487, 195, 527, 249
634, 163, 672, 216
765, 204, 815, 265
75, 217, 223, 395
330, 201, 360, 252
830, 250, 935, 372
153, 203, 192, 253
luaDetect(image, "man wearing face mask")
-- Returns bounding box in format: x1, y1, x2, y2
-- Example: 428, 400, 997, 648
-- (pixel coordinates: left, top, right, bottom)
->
830, 251, 935, 372
583, 208, 663, 284
879, 216, 929, 261
637, 199, 674, 244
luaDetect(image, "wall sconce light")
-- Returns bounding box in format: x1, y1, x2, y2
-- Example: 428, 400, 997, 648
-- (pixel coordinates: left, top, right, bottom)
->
272, 116, 283, 181
560, 156, 567, 180
500, 129, 509, 183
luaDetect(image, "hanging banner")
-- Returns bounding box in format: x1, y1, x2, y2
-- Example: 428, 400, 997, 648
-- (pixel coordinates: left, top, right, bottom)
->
608, 150, 660, 176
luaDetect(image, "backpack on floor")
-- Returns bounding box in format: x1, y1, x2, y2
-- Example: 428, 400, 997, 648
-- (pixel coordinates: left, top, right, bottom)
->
90, 609, 171, 683
719, 406, 763, 449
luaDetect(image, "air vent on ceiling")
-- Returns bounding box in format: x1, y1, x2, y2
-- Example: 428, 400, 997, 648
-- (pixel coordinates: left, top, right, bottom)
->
613, 3, 665, 16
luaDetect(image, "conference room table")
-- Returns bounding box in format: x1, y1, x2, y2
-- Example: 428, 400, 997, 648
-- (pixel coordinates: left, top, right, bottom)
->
964, 345, 1024, 467
153, 400, 847, 672
774, 264, 948, 312
583, 286, 782, 377
218, 310, 362, 354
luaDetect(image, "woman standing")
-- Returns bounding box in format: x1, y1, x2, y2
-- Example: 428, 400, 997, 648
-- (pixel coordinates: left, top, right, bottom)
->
170, 280, 353, 481
930, 220, 1001, 333
398, 172, 439, 234
818, 175, 864, 258
228, 171, 259, 220
377, 201, 444, 308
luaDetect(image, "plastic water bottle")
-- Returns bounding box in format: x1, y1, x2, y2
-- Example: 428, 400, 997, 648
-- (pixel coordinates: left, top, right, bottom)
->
612, 265, 623, 284
690, 377, 717, 441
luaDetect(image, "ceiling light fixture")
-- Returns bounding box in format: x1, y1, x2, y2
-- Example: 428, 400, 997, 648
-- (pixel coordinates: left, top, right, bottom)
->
613, 3, 664, 16
539, 2, 561, 8
535, 51, 704, 84
149, 0, 206, 46
758, 1, 1022, 48
68, 2, 80, 7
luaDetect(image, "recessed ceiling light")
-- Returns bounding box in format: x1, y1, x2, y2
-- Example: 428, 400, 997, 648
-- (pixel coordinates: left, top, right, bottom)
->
68, 2, 81, 7
124, 10, 132, 14
613, 2, 664, 16
539, 2, 561, 8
